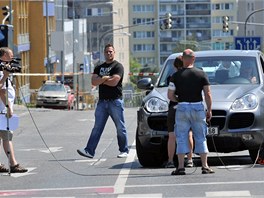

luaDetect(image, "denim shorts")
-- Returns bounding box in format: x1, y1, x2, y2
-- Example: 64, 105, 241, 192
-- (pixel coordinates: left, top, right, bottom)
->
175, 103, 208, 154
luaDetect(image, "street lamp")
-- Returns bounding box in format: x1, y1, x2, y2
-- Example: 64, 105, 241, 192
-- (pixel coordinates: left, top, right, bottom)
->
244, 8, 264, 37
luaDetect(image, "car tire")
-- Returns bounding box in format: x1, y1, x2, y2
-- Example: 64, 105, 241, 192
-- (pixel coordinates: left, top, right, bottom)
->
136, 128, 166, 167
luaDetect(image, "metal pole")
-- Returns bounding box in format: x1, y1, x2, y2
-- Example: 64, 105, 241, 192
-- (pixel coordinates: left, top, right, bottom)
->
244, 8, 264, 37
61, 0, 65, 82
45, 0, 50, 80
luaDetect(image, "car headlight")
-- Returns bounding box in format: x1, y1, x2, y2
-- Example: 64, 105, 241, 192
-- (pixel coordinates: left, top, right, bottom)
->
145, 97, 168, 113
231, 94, 258, 110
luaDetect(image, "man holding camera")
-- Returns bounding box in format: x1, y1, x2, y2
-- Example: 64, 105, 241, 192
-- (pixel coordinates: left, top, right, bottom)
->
0, 47, 27, 173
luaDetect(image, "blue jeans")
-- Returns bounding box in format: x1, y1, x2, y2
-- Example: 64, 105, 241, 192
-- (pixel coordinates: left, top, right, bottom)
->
175, 103, 208, 154
85, 99, 129, 156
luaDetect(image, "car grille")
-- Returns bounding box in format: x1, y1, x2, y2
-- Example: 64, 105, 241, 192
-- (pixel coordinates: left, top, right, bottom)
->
148, 116, 167, 131
228, 113, 254, 129
210, 110, 226, 130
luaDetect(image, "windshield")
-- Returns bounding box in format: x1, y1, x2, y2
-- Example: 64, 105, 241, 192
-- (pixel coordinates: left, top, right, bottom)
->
40, 84, 66, 92
158, 56, 259, 87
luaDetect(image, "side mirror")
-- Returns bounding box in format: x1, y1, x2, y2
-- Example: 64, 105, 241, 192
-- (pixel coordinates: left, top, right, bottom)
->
137, 78, 154, 90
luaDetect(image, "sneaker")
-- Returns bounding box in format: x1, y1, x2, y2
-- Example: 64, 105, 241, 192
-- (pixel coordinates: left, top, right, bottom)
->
165, 161, 175, 168
0, 164, 8, 173
117, 152, 128, 158
202, 167, 215, 174
186, 160, 193, 168
171, 168, 186, 175
77, 149, 94, 158
10, 164, 28, 173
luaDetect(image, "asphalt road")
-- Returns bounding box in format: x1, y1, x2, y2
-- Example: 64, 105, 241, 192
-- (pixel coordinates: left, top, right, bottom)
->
0, 105, 264, 198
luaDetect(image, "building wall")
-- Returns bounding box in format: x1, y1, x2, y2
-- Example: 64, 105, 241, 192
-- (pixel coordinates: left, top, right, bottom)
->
29, 1, 56, 90
128, 0, 159, 69
211, 0, 238, 50
0, 0, 31, 103
113, 0, 130, 83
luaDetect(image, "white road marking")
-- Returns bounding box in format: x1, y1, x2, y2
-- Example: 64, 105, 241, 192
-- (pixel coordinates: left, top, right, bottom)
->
75, 158, 106, 165
19, 147, 63, 153
206, 190, 251, 197
118, 194, 162, 198
114, 140, 136, 194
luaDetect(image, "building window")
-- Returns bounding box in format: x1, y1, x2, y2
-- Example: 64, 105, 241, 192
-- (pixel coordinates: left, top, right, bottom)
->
133, 5, 154, 12
133, 44, 155, 52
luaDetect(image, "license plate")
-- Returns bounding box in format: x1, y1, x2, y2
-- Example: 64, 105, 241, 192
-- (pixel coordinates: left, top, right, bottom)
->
207, 126, 219, 135
46, 99, 56, 103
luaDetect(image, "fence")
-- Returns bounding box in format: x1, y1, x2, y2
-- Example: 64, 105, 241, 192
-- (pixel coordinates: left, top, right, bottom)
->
25, 89, 146, 110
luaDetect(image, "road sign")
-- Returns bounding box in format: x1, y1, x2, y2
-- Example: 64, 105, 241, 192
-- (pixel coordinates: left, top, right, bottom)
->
235, 37, 261, 50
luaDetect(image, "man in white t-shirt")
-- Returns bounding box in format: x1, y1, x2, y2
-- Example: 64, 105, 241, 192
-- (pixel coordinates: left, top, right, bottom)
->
0, 47, 27, 173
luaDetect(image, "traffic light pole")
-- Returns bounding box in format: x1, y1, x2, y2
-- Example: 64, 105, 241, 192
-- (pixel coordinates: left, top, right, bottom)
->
244, 8, 264, 37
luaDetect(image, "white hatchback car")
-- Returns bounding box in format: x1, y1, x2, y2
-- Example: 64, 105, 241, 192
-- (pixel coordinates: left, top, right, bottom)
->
137, 50, 264, 167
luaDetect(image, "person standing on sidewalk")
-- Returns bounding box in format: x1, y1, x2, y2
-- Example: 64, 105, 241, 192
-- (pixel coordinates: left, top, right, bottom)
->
0, 47, 28, 173
77, 43, 129, 159
168, 49, 214, 175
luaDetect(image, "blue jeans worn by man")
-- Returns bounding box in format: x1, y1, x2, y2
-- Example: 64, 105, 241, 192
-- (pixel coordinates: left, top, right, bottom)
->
85, 99, 128, 157
175, 103, 208, 154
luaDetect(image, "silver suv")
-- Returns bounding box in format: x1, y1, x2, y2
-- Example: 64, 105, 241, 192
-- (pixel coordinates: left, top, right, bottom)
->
137, 50, 264, 167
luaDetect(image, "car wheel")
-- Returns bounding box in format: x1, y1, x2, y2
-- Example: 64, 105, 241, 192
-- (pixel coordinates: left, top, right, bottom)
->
136, 128, 166, 167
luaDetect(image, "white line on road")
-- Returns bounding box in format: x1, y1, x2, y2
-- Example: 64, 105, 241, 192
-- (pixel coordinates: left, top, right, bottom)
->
206, 190, 251, 197
114, 140, 136, 194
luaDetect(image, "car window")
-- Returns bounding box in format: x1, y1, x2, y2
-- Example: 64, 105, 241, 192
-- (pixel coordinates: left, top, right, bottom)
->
40, 84, 66, 91
157, 56, 259, 87
158, 59, 176, 87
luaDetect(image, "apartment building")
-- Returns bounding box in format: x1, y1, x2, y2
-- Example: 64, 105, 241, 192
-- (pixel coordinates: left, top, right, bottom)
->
0, 0, 31, 102
128, 0, 159, 69
71, 0, 130, 83
237, 0, 264, 48
211, 0, 238, 50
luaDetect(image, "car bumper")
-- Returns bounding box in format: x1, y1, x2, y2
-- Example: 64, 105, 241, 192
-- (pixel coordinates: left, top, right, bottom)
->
137, 105, 264, 153
36, 99, 68, 108
137, 107, 168, 153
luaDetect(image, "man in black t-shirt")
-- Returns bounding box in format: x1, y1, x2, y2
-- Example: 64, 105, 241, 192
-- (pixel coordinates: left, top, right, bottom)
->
168, 49, 214, 175
77, 44, 129, 159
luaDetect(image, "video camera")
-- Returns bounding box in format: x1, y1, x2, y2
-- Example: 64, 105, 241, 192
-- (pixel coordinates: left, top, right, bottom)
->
0, 58, 22, 73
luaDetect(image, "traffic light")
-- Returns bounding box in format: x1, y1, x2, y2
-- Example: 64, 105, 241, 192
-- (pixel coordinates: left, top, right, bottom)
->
0, 24, 13, 47
164, 12, 172, 29
2, 6, 10, 23
222, 16, 229, 32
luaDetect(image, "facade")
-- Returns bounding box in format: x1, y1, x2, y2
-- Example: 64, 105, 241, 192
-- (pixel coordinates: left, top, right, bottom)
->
0, 0, 31, 102
237, 0, 264, 50
71, 0, 130, 83
128, 0, 159, 69
211, 0, 239, 50
29, 0, 57, 90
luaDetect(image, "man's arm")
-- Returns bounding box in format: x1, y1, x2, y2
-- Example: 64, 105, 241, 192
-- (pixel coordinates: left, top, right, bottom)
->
203, 85, 212, 122
103, 74, 121, 87
91, 74, 110, 86
167, 89, 177, 102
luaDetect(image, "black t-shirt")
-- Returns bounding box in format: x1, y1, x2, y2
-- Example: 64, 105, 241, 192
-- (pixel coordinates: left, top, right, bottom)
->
170, 67, 210, 102
93, 60, 123, 100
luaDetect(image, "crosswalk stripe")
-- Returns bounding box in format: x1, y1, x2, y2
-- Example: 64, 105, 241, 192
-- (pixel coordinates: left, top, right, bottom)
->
206, 190, 251, 197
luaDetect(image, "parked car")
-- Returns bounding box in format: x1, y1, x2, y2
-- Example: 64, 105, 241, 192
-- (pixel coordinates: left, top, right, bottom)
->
136, 50, 264, 167
64, 85, 76, 110
36, 81, 69, 109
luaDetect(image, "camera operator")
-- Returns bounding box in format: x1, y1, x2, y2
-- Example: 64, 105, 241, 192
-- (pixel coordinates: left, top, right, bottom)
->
0, 47, 27, 173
